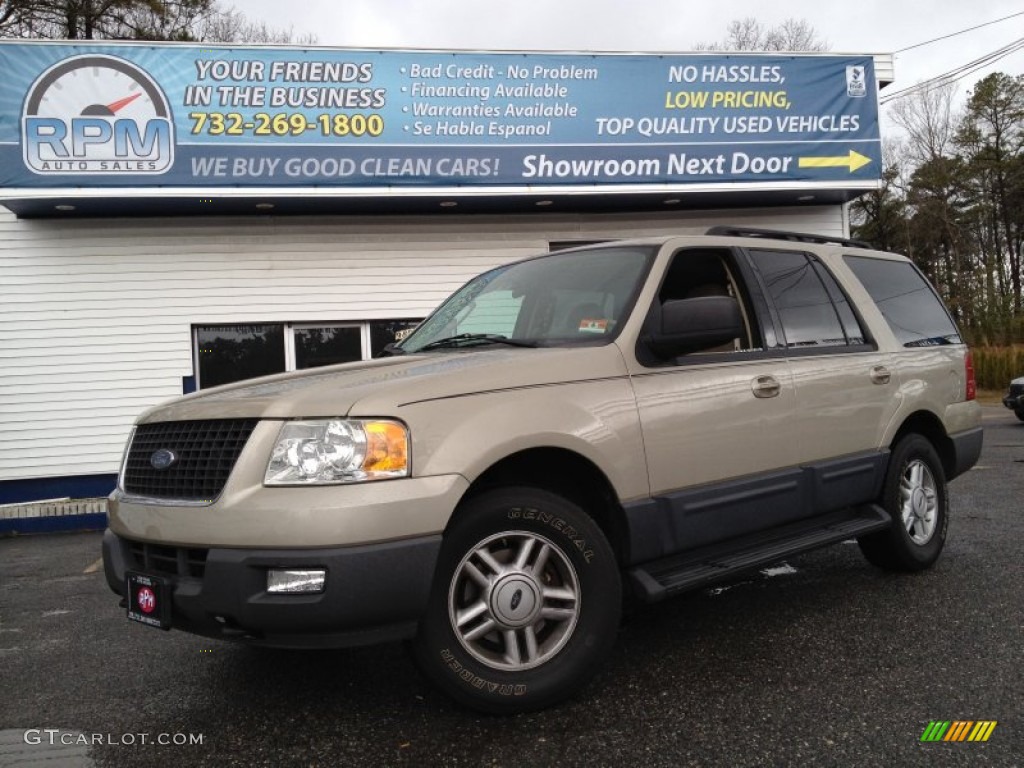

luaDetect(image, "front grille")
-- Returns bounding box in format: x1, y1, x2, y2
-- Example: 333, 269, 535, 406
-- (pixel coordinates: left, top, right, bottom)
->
124, 419, 258, 501
126, 540, 208, 578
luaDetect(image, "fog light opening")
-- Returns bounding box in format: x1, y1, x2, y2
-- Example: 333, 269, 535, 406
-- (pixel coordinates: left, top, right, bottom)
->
266, 568, 326, 594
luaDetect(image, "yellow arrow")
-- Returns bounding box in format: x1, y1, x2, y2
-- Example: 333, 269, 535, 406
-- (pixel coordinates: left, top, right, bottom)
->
798, 150, 872, 172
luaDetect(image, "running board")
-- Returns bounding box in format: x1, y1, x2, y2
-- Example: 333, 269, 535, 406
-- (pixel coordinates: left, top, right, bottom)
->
628, 505, 891, 602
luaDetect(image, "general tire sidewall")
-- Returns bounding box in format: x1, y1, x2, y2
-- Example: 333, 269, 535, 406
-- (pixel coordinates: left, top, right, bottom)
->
884, 436, 948, 565
414, 487, 621, 713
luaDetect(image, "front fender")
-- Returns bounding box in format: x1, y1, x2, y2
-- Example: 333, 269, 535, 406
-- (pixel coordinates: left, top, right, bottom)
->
397, 378, 649, 503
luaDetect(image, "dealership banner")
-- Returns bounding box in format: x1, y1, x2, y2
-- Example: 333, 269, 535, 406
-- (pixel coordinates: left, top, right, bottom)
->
0, 42, 881, 190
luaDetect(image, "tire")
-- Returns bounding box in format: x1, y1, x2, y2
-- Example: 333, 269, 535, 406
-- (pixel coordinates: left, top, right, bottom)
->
1015, 408, 1024, 423
412, 486, 621, 714
858, 434, 948, 572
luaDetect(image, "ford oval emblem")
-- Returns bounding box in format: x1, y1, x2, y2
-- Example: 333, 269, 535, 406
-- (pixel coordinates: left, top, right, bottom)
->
510, 588, 523, 611
150, 448, 178, 470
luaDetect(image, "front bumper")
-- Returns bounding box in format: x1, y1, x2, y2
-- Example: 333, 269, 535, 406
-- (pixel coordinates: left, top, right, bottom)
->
103, 529, 441, 648
108, 472, 468, 548
1003, 393, 1022, 410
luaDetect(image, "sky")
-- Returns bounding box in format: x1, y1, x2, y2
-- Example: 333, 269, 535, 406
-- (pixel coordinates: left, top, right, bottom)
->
231, 0, 1024, 126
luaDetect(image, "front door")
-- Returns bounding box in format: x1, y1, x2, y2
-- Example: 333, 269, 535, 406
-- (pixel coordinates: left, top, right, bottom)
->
625, 247, 799, 557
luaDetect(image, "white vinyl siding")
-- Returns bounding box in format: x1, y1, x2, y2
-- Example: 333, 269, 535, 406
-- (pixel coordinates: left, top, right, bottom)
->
0, 204, 843, 484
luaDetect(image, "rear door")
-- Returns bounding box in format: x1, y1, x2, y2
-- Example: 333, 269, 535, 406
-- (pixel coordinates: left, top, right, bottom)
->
743, 247, 898, 509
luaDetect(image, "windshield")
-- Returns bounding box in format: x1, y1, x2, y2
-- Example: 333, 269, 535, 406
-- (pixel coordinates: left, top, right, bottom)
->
398, 246, 656, 353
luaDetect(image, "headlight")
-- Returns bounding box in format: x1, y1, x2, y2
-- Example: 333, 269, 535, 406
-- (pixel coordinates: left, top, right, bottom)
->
264, 419, 409, 485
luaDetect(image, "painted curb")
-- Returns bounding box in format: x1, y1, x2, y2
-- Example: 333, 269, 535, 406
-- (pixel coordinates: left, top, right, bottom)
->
0, 498, 108, 536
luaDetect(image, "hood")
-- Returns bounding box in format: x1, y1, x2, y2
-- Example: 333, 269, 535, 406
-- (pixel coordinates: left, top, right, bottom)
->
137, 344, 627, 423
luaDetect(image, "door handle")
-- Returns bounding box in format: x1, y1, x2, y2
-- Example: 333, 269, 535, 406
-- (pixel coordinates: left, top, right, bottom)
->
870, 365, 892, 385
752, 375, 781, 398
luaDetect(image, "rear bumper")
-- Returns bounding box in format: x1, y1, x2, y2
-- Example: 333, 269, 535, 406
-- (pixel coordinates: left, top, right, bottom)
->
948, 427, 983, 481
103, 529, 440, 648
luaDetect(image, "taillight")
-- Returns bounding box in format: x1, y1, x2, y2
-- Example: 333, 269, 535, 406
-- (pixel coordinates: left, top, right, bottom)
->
964, 349, 977, 401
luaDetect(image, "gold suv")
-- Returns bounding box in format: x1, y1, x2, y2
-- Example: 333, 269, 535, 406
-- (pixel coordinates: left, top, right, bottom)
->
102, 227, 982, 713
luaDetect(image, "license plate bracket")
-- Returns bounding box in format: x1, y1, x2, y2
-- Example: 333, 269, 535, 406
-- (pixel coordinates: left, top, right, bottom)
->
125, 571, 171, 630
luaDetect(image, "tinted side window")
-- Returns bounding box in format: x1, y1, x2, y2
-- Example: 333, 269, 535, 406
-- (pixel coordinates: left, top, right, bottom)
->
812, 262, 866, 345
750, 249, 847, 348
844, 256, 961, 346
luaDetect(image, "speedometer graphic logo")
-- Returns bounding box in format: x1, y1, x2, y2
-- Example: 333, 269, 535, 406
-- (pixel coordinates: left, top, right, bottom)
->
22, 54, 174, 175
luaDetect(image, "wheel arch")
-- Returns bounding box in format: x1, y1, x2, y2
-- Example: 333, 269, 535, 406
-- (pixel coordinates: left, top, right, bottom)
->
890, 410, 955, 479
450, 447, 630, 566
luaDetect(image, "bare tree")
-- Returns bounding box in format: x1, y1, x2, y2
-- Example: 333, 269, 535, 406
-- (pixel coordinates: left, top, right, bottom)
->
0, 0, 208, 38
196, 5, 316, 44
695, 17, 829, 52
0, 0, 315, 42
0, 0, 33, 35
889, 83, 959, 166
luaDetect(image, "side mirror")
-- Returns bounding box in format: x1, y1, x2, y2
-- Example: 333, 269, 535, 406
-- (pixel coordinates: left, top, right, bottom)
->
645, 296, 744, 358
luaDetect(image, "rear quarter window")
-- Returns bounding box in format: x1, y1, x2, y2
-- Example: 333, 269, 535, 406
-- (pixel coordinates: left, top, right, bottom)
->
843, 256, 961, 346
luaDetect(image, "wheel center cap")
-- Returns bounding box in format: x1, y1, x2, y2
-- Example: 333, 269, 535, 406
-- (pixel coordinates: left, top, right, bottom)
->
911, 487, 927, 516
490, 575, 540, 627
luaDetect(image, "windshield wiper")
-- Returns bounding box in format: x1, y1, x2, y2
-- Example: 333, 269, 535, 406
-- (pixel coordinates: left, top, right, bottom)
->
416, 333, 538, 351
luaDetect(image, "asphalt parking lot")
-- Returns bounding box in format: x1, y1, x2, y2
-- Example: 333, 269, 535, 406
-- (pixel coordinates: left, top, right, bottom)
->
1, 405, 1021, 768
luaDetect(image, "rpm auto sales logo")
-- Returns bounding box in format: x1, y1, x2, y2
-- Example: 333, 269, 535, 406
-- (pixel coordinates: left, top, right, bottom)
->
22, 54, 174, 175
136, 586, 156, 614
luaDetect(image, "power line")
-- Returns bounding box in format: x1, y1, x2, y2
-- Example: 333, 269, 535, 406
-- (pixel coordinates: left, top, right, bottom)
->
880, 36, 1024, 104
894, 11, 1024, 53
881, 39, 1024, 104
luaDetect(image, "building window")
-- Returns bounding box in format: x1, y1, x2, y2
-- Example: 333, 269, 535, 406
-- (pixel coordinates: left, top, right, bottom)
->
196, 325, 286, 389
293, 325, 363, 370
194, 319, 422, 390
369, 319, 421, 357
446, 290, 524, 337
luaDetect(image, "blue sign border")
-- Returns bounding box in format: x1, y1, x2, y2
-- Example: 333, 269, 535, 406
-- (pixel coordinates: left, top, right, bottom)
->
0, 42, 882, 191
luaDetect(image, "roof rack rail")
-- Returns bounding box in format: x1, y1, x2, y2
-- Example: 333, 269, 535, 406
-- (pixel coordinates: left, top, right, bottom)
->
704, 226, 872, 250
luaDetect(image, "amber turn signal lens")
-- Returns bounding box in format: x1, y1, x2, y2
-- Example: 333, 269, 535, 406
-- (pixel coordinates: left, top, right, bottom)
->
362, 421, 409, 473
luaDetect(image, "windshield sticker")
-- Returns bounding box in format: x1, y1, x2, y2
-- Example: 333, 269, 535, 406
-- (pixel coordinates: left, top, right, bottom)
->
578, 318, 609, 334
